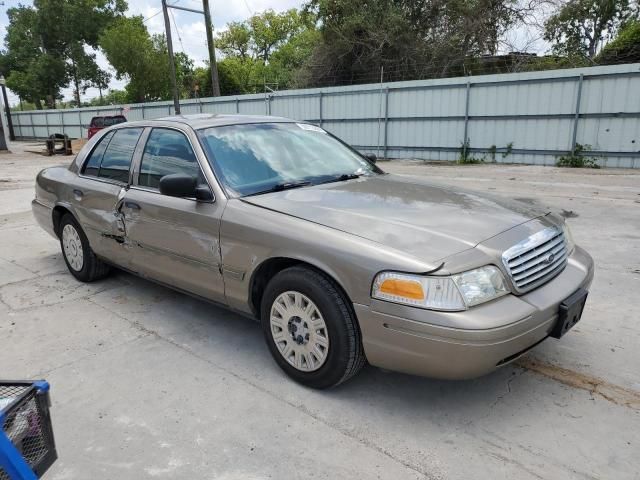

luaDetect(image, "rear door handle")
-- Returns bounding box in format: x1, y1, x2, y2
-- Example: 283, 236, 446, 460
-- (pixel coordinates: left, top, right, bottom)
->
124, 201, 141, 210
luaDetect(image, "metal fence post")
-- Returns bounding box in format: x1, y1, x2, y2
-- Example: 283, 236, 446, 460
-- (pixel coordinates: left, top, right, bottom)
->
571, 74, 584, 152
463, 81, 471, 159
235, 97, 240, 113
383, 87, 389, 158
78, 111, 82, 138
12, 113, 18, 139
319, 92, 323, 127
45, 112, 49, 138
60, 111, 65, 137
376, 66, 384, 157
141, 104, 145, 120
30, 113, 35, 138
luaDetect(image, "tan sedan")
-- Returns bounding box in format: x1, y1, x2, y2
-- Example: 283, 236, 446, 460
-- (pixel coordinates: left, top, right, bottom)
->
32, 114, 594, 388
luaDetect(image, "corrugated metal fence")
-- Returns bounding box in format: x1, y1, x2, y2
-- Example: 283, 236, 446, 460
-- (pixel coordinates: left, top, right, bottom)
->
9, 63, 640, 168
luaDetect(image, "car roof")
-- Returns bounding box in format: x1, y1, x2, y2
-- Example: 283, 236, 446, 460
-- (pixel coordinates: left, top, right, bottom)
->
91, 114, 126, 118
148, 113, 296, 130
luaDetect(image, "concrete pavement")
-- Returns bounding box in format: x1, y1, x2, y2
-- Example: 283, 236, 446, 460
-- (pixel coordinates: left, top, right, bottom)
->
1, 145, 638, 479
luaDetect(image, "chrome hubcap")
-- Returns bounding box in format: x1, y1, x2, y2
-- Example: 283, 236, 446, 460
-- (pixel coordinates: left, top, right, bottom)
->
62, 224, 84, 271
270, 291, 329, 372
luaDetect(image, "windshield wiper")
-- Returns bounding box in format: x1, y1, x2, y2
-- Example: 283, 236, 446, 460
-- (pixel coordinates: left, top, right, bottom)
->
317, 172, 363, 185
244, 180, 312, 197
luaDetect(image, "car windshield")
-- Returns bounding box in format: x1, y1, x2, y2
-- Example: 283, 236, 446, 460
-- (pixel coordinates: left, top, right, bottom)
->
198, 122, 380, 196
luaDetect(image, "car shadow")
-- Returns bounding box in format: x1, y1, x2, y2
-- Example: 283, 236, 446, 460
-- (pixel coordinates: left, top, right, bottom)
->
100, 269, 554, 417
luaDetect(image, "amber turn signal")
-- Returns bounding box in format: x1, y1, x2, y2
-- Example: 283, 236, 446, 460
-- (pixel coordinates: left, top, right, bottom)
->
378, 278, 425, 300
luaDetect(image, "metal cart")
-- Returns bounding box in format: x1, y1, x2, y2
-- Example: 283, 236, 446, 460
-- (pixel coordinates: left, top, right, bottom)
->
0, 381, 57, 480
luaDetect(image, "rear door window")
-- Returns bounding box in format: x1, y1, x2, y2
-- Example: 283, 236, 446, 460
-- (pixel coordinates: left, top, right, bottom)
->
82, 130, 115, 177
97, 128, 144, 183
138, 128, 203, 189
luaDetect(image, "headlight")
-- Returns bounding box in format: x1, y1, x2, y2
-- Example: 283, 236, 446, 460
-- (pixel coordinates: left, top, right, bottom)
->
451, 266, 509, 307
372, 266, 509, 311
562, 222, 575, 253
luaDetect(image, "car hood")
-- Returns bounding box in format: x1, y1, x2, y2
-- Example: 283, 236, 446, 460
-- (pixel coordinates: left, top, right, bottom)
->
242, 174, 548, 263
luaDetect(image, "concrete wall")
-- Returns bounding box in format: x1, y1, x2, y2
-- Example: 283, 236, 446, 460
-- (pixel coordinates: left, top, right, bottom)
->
9, 63, 640, 168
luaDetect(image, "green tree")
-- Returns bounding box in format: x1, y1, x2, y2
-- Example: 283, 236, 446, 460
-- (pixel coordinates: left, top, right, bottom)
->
249, 9, 309, 63
217, 9, 309, 63
544, 0, 637, 59
597, 19, 640, 63
217, 22, 252, 59
1, 0, 125, 108
299, 0, 524, 87
100, 15, 196, 102
88, 88, 127, 106
192, 63, 244, 97
100, 16, 166, 102
1, 6, 66, 108
216, 9, 317, 92
66, 44, 113, 107
92, 68, 112, 103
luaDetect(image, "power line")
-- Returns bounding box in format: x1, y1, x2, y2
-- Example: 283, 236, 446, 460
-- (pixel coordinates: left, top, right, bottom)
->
143, 0, 181, 24
169, 7, 186, 53
242, 0, 253, 15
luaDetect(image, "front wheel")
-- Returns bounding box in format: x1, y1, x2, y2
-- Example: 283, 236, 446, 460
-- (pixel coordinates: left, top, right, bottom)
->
261, 266, 366, 389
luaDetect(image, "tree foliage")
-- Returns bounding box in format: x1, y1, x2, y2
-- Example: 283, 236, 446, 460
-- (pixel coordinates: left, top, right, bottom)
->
2, 0, 640, 108
99, 16, 195, 103
0, 0, 125, 108
215, 9, 318, 92
596, 19, 640, 62
296, 0, 528, 87
544, 0, 637, 59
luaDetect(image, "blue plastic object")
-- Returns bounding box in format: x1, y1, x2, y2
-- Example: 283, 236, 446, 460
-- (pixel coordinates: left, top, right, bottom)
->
0, 382, 56, 480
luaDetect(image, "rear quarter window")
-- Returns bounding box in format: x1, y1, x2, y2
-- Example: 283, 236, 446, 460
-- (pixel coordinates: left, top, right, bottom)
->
97, 128, 144, 183
82, 130, 115, 177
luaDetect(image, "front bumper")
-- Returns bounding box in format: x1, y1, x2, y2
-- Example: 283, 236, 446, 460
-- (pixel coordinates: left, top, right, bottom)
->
355, 246, 594, 380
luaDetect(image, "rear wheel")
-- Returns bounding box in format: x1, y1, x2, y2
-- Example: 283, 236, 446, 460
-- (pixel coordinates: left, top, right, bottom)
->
261, 266, 366, 388
59, 214, 110, 282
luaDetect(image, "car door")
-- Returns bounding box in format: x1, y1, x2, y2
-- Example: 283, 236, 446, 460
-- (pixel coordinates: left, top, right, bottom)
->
73, 127, 145, 267
120, 127, 226, 303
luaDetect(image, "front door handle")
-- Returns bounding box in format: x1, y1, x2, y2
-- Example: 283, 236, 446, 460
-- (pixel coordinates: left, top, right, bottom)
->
124, 201, 141, 210
73, 189, 83, 199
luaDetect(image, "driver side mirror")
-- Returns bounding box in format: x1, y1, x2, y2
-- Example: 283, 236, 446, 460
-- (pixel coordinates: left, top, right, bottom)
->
159, 174, 214, 201
365, 153, 377, 163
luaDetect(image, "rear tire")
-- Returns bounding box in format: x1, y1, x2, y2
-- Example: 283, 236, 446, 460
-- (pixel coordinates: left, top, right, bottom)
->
261, 266, 366, 389
59, 214, 110, 282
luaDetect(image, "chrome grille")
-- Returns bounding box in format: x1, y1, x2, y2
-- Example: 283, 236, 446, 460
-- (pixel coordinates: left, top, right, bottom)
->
502, 226, 568, 293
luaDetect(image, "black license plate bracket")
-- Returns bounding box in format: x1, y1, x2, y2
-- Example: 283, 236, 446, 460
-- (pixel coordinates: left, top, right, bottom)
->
551, 288, 588, 339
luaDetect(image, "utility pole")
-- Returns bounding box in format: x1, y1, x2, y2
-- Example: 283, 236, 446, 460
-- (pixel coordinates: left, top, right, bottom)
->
162, 1, 221, 99
202, 0, 221, 97
161, 0, 181, 114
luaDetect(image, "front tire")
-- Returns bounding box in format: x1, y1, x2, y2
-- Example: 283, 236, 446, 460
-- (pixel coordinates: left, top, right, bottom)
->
261, 266, 366, 389
59, 214, 110, 282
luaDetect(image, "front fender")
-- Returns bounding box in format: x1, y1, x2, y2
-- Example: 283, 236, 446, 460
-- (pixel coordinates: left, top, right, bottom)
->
220, 199, 435, 314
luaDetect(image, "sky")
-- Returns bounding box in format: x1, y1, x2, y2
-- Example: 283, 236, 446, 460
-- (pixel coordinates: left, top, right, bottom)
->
0, 0, 550, 106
